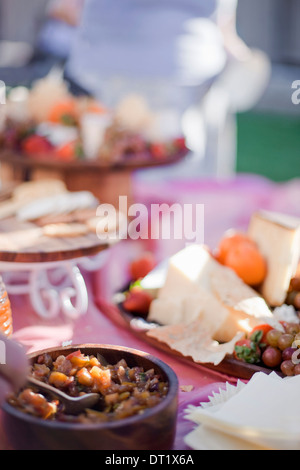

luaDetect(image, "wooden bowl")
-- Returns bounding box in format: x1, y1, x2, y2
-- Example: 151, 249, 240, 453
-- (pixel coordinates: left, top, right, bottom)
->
2, 344, 179, 450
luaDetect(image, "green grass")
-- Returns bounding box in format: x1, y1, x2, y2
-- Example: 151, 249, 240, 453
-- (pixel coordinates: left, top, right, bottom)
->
236, 112, 300, 182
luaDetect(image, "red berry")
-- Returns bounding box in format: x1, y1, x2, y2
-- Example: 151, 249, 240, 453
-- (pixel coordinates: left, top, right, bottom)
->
130, 253, 156, 281
21, 135, 53, 156
150, 143, 167, 160
123, 287, 153, 316
174, 137, 187, 151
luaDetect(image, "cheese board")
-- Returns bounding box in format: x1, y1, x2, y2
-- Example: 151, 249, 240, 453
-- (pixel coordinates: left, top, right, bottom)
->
104, 210, 300, 381
106, 293, 283, 381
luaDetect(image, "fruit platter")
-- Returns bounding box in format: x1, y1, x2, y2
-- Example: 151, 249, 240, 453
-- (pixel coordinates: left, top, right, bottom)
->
113, 210, 300, 380
0, 75, 188, 167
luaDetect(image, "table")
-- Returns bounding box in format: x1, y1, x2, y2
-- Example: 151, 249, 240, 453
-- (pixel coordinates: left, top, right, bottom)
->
1, 173, 300, 450
0, 271, 233, 451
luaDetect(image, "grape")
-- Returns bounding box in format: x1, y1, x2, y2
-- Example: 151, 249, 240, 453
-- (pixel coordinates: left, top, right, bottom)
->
262, 347, 282, 368
265, 329, 282, 348
290, 277, 300, 292
277, 334, 294, 351
280, 360, 295, 377
294, 364, 300, 376
294, 293, 300, 310
285, 323, 300, 335
282, 347, 297, 362
294, 332, 300, 343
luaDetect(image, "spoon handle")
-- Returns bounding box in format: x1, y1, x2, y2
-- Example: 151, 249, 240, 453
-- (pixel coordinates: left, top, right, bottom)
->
27, 376, 100, 415
27, 376, 70, 401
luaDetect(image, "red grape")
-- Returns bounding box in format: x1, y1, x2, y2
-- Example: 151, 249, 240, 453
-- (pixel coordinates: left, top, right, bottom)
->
285, 323, 300, 335
282, 347, 297, 361
262, 347, 282, 368
281, 360, 295, 376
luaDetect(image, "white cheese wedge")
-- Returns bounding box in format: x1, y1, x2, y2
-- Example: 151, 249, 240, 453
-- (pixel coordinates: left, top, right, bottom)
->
248, 211, 300, 307
148, 244, 276, 343
140, 259, 169, 298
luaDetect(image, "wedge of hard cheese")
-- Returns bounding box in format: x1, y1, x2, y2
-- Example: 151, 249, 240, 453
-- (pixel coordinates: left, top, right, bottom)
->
147, 244, 276, 343
248, 211, 300, 307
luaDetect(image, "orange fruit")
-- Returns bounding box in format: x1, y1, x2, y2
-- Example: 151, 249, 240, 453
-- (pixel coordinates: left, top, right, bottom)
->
48, 99, 79, 125
86, 101, 107, 114
216, 230, 256, 264
55, 141, 81, 161
223, 242, 267, 286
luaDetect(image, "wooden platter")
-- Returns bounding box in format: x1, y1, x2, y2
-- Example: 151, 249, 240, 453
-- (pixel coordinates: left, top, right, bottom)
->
0, 148, 188, 172
0, 149, 188, 208
108, 290, 283, 381
0, 216, 114, 264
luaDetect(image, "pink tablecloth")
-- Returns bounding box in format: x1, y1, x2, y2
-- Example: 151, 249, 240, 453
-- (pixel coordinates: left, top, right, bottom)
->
1, 173, 300, 450
0, 272, 234, 451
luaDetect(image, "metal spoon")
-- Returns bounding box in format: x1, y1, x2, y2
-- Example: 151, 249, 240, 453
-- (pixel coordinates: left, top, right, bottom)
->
27, 376, 100, 415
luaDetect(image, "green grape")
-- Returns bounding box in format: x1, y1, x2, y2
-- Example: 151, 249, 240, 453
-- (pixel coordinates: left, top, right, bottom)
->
277, 334, 294, 351
285, 323, 300, 335
266, 329, 282, 348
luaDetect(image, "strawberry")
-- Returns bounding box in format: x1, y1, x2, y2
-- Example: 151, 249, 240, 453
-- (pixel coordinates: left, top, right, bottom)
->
173, 136, 187, 151
130, 253, 156, 281
123, 287, 153, 317
234, 339, 261, 364
234, 332, 262, 364
149, 142, 167, 160
21, 135, 53, 157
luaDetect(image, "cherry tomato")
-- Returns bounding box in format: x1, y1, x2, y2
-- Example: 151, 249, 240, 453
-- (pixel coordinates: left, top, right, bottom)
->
65, 350, 82, 361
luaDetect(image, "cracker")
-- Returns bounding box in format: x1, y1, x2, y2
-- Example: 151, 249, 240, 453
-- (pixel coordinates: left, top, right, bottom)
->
43, 223, 89, 238
87, 214, 119, 234
13, 180, 67, 203
36, 208, 98, 227
147, 320, 244, 366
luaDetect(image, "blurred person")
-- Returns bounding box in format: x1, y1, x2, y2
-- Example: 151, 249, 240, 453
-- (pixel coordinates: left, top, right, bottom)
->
66, 0, 225, 107
0, 0, 60, 87
64, 0, 270, 178
0, 336, 28, 403
0, 0, 50, 67
38, 0, 85, 60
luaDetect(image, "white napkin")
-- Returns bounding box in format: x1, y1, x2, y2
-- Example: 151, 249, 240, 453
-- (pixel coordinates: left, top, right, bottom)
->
185, 372, 300, 450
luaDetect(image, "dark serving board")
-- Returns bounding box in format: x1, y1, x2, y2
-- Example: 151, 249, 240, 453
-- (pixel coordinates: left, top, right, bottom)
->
108, 290, 283, 381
